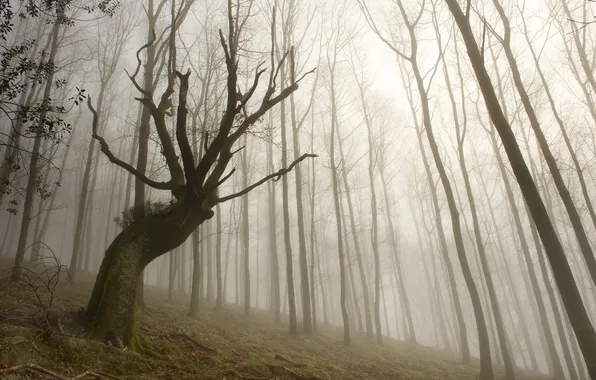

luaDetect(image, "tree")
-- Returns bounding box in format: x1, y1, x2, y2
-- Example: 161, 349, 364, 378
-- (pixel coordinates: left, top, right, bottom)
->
68, 0, 137, 281
438, 20, 514, 378
443, 0, 596, 376
362, 1, 492, 375
84, 0, 315, 349
0, 0, 118, 206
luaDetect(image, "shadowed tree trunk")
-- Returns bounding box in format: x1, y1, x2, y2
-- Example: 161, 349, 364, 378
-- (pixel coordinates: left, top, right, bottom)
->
439, 25, 514, 378
443, 0, 596, 375
492, 0, 596, 299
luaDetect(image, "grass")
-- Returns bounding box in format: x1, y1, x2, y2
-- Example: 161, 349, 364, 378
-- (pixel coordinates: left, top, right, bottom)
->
0, 261, 550, 380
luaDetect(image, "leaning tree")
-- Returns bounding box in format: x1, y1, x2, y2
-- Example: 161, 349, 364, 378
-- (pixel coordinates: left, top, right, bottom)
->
84, 2, 315, 350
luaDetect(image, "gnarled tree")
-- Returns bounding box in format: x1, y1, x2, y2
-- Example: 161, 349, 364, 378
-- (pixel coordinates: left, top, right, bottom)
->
84, 1, 315, 350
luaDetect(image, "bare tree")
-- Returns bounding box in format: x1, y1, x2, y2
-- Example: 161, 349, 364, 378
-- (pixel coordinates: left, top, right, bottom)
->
84, 0, 315, 349
443, 0, 596, 375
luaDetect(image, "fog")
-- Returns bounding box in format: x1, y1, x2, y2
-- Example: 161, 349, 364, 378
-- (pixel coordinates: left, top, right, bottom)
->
2, 0, 596, 379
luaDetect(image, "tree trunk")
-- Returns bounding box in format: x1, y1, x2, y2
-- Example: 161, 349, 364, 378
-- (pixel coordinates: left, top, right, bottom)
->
215, 204, 223, 309
189, 227, 201, 315
408, 56, 494, 380
404, 70, 470, 363
494, 0, 596, 298
335, 121, 374, 339
280, 81, 297, 335
308, 123, 318, 332
329, 69, 349, 345
267, 112, 281, 321
242, 134, 250, 317
444, 36, 514, 377
12, 7, 62, 277
289, 77, 312, 334
87, 204, 210, 349
444, 1, 596, 376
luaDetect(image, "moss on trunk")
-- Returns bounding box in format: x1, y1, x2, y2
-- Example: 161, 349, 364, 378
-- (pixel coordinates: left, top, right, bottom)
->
85, 204, 211, 351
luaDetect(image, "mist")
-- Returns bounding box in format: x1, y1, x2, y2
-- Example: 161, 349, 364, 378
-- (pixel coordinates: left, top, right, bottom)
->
1, 0, 596, 379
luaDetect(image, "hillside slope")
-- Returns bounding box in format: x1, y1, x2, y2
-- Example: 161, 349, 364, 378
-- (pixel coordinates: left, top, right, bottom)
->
0, 266, 549, 380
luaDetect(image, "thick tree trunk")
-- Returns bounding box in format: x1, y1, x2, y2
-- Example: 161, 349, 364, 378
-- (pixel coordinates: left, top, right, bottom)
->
486, 125, 565, 378
87, 205, 209, 349
526, 201, 581, 379
494, 0, 596, 295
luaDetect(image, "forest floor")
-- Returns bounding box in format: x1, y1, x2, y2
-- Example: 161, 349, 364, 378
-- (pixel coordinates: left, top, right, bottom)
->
0, 259, 550, 380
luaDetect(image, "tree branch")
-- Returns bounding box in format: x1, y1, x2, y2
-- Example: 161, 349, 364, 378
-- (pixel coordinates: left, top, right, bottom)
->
175, 69, 196, 186
125, 30, 156, 96
217, 153, 317, 203
88, 97, 176, 191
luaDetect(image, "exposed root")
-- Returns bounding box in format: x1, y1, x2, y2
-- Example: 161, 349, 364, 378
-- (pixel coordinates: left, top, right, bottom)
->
131, 329, 157, 356
0, 363, 119, 379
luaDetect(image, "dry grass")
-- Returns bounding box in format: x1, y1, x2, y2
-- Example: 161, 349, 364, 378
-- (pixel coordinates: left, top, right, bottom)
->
0, 262, 550, 380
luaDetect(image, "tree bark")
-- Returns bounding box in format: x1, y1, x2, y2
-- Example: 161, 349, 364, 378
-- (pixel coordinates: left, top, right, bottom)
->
87, 203, 211, 348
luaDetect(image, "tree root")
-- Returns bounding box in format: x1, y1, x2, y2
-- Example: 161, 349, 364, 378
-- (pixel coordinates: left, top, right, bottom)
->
0, 363, 119, 379
131, 329, 157, 357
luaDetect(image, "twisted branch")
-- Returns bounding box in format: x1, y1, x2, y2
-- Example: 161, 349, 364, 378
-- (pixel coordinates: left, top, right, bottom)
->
88, 97, 176, 191
217, 153, 317, 203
